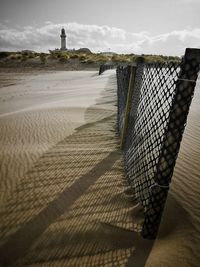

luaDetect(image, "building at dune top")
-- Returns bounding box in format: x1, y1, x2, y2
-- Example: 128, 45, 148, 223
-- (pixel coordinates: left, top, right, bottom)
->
50, 28, 92, 54
60, 28, 67, 51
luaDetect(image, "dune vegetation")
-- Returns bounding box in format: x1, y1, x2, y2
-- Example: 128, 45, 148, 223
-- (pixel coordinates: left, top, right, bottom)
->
0, 50, 181, 70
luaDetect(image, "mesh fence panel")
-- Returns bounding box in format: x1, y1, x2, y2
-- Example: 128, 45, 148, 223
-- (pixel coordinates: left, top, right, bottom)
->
117, 48, 200, 239
99, 64, 115, 75
125, 62, 180, 205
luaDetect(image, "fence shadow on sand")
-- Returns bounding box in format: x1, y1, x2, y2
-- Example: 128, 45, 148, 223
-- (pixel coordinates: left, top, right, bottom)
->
0, 73, 153, 267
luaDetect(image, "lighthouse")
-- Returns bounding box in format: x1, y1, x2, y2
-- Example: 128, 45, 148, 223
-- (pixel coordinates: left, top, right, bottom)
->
60, 28, 66, 50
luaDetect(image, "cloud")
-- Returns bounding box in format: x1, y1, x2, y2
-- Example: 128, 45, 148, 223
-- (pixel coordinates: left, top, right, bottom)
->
180, 0, 200, 3
0, 22, 199, 56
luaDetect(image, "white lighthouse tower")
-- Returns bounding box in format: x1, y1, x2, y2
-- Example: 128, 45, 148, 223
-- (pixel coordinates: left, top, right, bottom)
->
60, 28, 66, 50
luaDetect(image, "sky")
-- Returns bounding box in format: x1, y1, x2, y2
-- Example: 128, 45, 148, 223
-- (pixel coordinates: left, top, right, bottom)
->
0, 0, 200, 56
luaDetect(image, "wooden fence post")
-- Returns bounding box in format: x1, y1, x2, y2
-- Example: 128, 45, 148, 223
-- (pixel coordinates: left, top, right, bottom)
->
120, 65, 137, 149
142, 48, 200, 239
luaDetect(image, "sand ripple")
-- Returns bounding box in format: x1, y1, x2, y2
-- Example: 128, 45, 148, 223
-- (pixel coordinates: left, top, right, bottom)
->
146, 81, 200, 267
0, 71, 151, 267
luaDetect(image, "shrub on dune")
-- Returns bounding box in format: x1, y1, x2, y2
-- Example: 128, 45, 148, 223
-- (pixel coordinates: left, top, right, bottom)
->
40, 53, 47, 64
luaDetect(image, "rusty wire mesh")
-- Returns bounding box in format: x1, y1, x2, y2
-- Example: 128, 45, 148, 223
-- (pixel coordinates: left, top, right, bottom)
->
117, 49, 200, 239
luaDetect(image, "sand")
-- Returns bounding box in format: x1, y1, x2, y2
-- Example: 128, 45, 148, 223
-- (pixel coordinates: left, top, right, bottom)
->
0, 71, 105, 205
146, 78, 200, 267
0, 69, 199, 267
0, 70, 153, 267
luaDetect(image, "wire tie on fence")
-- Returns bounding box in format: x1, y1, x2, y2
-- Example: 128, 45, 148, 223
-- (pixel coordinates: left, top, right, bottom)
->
150, 182, 169, 190
178, 78, 196, 83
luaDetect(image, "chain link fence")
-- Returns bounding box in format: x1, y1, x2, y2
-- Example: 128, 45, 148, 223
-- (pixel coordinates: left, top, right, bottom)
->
117, 48, 200, 239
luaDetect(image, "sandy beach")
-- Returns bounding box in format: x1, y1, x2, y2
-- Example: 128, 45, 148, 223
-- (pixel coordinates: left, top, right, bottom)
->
0, 70, 104, 205
0, 69, 199, 266
146, 77, 200, 267
0, 70, 152, 266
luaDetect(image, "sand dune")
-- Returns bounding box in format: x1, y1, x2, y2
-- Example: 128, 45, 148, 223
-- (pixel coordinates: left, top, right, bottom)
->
0, 71, 107, 205
0, 70, 199, 267
146, 79, 200, 267
0, 70, 153, 267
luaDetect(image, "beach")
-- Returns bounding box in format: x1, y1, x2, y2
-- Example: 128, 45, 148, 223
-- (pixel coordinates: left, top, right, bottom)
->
0, 69, 199, 266
146, 77, 200, 267
0, 71, 101, 205
0, 70, 152, 266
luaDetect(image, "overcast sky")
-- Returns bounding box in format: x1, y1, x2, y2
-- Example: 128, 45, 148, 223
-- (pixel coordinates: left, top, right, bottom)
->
0, 0, 200, 55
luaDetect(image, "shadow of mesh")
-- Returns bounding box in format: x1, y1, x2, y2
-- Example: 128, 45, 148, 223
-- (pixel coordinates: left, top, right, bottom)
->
0, 72, 154, 266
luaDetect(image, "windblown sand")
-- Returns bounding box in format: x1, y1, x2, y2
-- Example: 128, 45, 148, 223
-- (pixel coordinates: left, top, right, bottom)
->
0, 71, 103, 204
146, 78, 200, 267
0, 70, 199, 267
0, 70, 152, 267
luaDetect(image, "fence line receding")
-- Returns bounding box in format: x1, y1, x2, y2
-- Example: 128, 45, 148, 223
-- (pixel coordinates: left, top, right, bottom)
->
116, 48, 200, 239
99, 64, 115, 75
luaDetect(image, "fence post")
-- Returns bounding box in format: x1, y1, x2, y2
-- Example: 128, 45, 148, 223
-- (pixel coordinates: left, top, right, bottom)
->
142, 48, 200, 239
120, 65, 136, 149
